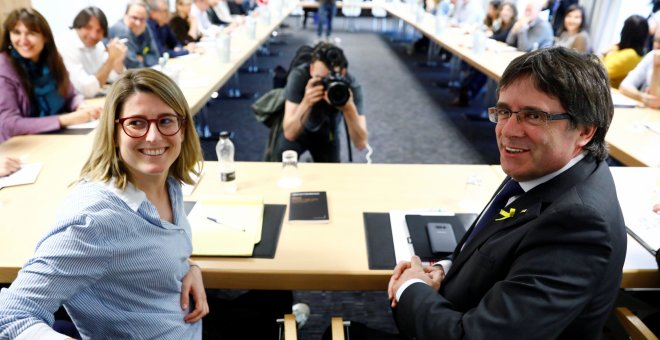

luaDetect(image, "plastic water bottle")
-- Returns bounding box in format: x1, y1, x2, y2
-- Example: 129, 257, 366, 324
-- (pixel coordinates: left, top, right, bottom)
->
472, 25, 487, 55
216, 131, 236, 192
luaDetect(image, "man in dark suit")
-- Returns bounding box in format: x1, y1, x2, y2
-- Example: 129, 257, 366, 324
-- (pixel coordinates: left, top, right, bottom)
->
388, 47, 627, 339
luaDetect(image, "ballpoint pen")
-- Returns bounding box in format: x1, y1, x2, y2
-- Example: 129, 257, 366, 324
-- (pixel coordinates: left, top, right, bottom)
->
206, 216, 245, 232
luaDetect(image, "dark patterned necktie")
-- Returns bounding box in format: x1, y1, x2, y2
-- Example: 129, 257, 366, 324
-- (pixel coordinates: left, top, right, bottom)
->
464, 179, 523, 246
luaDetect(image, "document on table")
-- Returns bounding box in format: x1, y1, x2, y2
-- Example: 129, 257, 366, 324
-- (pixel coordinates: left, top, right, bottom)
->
626, 211, 660, 255
0, 163, 42, 189
66, 120, 99, 129
187, 195, 264, 256
611, 91, 640, 108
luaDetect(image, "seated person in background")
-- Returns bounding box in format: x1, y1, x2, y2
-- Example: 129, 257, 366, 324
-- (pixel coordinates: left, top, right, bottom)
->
0, 68, 208, 338
602, 15, 648, 89
58, 7, 127, 99
0, 8, 101, 143
109, 1, 160, 68
448, 0, 484, 27
170, 0, 203, 45
207, 0, 242, 32
554, 4, 590, 53
273, 42, 368, 162
619, 30, 660, 109
506, 0, 554, 52
211, 0, 240, 24
488, 1, 517, 42
228, 0, 250, 16
0, 156, 20, 177
207, 0, 229, 25
147, 0, 193, 58
190, 0, 223, 37
483, 0, 501, 33
389, 47, 626, 339
543, 0, 578, 36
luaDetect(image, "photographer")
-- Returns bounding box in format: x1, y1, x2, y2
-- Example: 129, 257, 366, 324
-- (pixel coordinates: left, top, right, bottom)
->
273, 42, 368, 162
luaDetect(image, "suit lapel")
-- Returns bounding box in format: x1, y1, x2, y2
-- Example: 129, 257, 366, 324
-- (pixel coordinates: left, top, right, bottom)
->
443, 158, 599, 284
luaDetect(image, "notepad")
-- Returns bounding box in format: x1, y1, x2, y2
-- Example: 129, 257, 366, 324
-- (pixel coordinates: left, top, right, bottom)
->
187, 195, 264, 256
0, 163, 42, 189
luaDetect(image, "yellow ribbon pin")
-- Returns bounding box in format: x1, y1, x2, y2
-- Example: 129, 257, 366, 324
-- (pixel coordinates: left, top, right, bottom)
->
495, 208, 516, 221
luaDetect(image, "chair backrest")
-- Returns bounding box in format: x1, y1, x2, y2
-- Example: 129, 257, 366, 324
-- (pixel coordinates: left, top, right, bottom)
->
615, 307, 659, 340
331, 317, 346, 340
341, 0, 362, 17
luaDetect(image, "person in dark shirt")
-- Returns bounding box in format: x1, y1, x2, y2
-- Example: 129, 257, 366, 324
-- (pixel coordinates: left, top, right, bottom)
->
147, 0, 192, 58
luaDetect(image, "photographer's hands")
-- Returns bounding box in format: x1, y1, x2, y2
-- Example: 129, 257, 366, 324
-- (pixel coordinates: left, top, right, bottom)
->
303, 76, 325, 107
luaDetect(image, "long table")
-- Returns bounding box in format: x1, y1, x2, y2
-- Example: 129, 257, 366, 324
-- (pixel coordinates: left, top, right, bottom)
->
0, 133, 657, 289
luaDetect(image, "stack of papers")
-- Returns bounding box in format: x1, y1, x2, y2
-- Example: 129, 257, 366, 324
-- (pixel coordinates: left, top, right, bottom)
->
187, 195, 264, 256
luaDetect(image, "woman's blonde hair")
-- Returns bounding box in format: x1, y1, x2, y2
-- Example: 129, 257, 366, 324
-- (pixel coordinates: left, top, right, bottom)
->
80, 68, 202, 189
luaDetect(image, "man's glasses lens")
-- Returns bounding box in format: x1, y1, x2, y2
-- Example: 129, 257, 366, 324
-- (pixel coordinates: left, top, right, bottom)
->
119, 115, 183, 138
487, 108, 570, 126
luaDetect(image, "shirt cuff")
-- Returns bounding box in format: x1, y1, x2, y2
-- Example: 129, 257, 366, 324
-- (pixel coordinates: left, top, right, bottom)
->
395, 279, 427, 302
16, 323, 69, 340
436, 259, 452, 274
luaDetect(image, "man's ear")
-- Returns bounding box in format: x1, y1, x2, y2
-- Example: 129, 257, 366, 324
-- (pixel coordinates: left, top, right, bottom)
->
577, 125, 597, 147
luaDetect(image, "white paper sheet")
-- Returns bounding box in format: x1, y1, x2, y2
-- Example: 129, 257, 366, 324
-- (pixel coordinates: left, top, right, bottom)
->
0, 163, 42, 189
66, 120, 99, 129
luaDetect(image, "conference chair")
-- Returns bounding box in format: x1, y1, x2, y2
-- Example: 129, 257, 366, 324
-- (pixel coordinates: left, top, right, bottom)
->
278, 314, 298, 340
342, 0, 363, 31
615, 307, 658, 340
371, 0, 388, 32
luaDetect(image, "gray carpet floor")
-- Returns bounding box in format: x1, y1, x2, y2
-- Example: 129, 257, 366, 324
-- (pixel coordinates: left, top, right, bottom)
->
199, 15, 501, 339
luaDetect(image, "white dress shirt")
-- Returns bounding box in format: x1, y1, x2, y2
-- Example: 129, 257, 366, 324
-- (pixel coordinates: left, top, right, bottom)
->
56, 29, 120, 99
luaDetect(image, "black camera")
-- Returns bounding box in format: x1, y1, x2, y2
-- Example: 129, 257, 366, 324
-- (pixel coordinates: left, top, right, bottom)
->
321, 72, 351, 107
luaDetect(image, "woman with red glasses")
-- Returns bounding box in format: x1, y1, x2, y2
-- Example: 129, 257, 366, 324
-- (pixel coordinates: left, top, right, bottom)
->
0, 68, 208, 338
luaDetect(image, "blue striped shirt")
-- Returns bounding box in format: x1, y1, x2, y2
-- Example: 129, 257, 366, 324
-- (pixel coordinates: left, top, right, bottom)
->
0, 177, 202, 339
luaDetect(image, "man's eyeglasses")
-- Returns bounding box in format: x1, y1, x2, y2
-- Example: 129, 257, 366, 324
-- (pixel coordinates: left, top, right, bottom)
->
487, 107, 572, 126
128, 15, 146, 23
115, 114, 185, 138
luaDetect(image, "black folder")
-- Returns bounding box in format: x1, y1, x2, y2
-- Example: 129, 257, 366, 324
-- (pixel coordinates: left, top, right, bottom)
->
363, 212, 477, 269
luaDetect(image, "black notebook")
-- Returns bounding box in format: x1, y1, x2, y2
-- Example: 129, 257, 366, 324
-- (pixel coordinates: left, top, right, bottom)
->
288, 191, 329, 223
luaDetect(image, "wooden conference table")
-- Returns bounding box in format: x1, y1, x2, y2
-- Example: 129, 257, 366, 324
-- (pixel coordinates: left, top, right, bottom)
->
0, 131, 657, 290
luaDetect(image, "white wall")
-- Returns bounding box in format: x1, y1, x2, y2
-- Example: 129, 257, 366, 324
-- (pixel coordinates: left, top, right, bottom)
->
32, 1, 178, 38
31, 0, 130, 38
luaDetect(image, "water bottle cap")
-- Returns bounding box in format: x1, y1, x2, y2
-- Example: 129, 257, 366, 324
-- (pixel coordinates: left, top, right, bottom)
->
219, 131, 230, 138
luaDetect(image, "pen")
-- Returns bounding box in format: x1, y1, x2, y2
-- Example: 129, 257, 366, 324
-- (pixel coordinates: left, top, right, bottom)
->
118, 38, 128, 44
206, 216, 245, 232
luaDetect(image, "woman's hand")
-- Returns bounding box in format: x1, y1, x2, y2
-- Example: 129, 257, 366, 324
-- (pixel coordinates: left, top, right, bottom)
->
180, 263, 209, 323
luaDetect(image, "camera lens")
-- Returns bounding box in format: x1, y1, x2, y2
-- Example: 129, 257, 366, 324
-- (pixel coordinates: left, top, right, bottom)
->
327, 82, 350, 106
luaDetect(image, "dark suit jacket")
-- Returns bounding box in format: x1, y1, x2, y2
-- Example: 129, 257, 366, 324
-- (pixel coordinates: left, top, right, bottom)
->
395, 158, 627, 339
